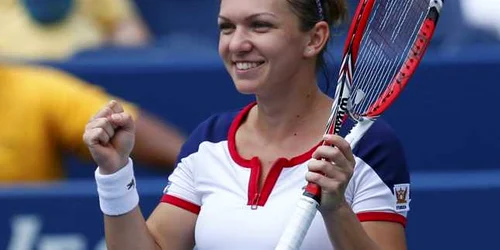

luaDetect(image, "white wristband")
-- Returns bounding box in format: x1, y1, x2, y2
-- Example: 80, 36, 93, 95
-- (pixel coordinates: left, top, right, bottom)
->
95, 158, 139, 216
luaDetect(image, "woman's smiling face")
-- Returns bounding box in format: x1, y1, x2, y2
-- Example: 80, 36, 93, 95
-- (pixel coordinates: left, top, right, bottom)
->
218, 0, 311, 95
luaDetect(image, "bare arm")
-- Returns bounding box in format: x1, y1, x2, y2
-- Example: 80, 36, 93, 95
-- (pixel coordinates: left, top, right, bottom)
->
322, 203, 407, 250
104, 207, 159, 250
104, 203, 197, 250
362, 220, 407, 250
131, 110, 186, 171
147, 203, 197, 250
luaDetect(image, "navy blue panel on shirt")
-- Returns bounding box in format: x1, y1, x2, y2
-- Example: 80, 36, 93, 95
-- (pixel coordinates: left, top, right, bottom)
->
351, 119, 410, 192
175, 109, 239, 164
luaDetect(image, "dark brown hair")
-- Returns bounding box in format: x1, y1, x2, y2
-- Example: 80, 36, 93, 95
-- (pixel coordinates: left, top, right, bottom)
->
286, 0, 348, 69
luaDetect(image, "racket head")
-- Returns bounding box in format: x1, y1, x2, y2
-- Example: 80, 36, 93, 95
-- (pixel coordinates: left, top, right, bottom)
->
346, 0, 444, 122
342, 0, 377, 64
323, 0, 377, 136
314, 0, 444, 196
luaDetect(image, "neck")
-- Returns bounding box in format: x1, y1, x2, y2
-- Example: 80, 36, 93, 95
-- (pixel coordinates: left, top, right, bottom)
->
250, 81, 332, 142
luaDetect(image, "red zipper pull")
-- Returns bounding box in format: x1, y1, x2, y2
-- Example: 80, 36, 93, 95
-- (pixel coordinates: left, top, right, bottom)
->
251, 193, 261, 210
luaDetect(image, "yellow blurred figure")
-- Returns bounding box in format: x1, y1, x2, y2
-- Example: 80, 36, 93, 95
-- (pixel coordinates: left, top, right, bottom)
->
0, 0, 150, 60
0, 63, 185, 183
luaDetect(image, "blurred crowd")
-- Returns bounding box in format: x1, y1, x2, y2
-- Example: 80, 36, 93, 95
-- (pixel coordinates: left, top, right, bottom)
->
0, 0, 498, 62
0, 0, 499, 185
0, 0, 150, 61
0, 0, 220, 62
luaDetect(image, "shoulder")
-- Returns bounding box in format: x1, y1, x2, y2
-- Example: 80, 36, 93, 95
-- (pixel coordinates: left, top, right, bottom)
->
1, 64, 138, 119
1, 64, 58, 85
353, 119, 405, 156
175, 107, 243, 162
351, 118, 410, 184
0, 64, 79, 100
3, 64, 69, 80
2, 64, 102, 93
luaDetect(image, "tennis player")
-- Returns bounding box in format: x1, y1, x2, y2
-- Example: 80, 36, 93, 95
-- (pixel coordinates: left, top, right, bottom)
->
84, 0, 410, 249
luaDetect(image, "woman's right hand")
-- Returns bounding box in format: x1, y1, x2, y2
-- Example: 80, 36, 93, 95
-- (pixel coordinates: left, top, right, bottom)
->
83, 100, 136, 175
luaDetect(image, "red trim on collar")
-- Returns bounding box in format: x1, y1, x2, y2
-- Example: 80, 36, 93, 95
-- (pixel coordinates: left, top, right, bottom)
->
227, 102, 321, 168
228, 102, 256, 168
227, 102, 322, 208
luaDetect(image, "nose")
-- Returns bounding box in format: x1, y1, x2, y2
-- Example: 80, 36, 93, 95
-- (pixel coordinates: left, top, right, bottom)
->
228, 28, 252, 54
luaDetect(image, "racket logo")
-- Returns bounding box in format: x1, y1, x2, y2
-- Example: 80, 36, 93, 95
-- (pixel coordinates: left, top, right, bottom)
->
333, 98, 349, 134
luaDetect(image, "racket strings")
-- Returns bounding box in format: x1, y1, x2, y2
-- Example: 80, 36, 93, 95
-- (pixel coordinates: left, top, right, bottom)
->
349, 0, 429, 117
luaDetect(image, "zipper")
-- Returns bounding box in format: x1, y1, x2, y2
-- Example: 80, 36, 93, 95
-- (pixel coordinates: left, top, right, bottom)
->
248, 158, 287, 210
251, 193, 261, 210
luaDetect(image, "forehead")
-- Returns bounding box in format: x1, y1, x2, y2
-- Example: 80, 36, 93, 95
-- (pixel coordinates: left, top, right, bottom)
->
219, 0, 290, 18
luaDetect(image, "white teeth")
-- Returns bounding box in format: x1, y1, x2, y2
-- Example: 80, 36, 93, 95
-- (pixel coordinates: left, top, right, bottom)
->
236, 62, 261, 70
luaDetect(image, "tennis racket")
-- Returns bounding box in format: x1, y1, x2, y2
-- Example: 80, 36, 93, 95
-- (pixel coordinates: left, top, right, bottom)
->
275, 0, 444, 249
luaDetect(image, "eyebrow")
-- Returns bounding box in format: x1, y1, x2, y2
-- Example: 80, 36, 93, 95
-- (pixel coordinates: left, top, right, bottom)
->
218, 12, 277, 21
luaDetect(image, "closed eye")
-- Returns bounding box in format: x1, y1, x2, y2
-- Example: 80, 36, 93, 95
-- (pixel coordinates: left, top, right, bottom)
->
218, 22, 235, 34
251, 21, 274, 32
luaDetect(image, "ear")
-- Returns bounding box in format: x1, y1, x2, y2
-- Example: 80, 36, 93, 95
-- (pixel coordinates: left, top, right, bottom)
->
303, 21, 330, 58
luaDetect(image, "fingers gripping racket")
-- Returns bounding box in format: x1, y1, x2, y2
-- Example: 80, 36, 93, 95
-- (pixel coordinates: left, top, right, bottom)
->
275, 0, 444, 249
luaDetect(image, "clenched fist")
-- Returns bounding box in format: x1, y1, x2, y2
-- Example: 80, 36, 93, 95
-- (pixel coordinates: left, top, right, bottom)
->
83, 100, 136, 175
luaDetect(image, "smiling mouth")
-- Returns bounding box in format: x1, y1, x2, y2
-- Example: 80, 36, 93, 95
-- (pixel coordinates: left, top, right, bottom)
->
234, 61, 265, 71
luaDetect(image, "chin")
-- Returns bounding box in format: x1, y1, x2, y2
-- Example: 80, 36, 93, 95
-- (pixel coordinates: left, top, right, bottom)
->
232, 79, 261, 95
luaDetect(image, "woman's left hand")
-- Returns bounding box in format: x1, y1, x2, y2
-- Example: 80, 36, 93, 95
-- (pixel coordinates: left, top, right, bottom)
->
306, 134, 356, 213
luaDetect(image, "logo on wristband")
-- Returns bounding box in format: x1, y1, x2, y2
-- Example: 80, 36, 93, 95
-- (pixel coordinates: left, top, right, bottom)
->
126, 178, 135, 190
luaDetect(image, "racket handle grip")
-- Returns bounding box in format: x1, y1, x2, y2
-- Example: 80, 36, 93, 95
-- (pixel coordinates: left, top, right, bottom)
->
275, 196, 319, 250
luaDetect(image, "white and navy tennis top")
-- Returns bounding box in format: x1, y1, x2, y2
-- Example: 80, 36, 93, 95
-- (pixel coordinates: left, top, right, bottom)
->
161, 102, 410, 250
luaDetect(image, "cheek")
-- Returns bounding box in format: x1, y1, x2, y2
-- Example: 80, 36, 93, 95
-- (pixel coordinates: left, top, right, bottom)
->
218, 36, 229, 58
265, 37, 304, 66
218, 43, 225, 58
